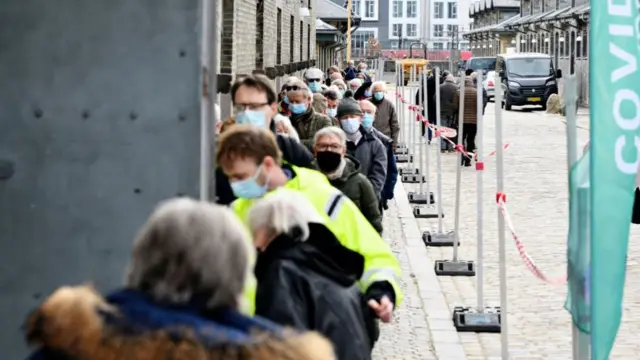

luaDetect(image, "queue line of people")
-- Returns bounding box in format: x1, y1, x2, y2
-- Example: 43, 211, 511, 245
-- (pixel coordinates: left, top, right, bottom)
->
25, 67, 402, 360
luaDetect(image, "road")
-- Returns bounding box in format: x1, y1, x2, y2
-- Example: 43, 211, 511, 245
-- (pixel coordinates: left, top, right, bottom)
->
373, 87, 639, 359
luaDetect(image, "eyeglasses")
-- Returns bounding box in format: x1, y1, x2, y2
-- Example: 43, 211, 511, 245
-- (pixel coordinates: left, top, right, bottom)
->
233, 103, 269, 112
284, 85, 301, 91
316, 144, 343, 152
307, 79, 321, 83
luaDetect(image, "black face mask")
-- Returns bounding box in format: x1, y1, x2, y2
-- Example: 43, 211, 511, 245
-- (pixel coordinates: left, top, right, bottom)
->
316, 151, 342, 173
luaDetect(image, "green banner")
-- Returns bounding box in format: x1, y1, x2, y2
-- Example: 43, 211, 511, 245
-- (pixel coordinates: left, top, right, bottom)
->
589, 1, 640, 358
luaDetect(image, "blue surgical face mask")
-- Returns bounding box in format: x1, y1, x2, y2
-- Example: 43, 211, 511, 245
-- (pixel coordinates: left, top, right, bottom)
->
364, 90, 372, 97
283, 95, 289, 104
339, 89, 345, 95
362, 113, 374, 129
230, 165, 269, 199
374, 92, 384, 101
235, 110, 267, 128
308, 81, 322, 93
327, 108, 337, 117
340, 117, 361, 134
290, 103, 307, 115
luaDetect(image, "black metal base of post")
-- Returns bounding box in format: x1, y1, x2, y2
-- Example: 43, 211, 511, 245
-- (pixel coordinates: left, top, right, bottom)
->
434, 260, 475, 276
401, 174, 427, 183
422, 230, 458, 247
452, 306, 501, 333
407, 191, 434, 204
413, 205, 442, 218
396, 154, 413, 163
399, 167, 420, 176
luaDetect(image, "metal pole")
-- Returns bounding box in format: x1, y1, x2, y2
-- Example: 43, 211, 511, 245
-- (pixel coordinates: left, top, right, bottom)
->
421, 68, 428, 195
435, 67, 444, 231
476, 71, 484, 310
400, 64, 406, 149
346, 0, 352, 62
494, 76, 509, 360
200, 0, 219, 201
452, 73, 466, 261
565, 75, 590, 360
410, 65, 417, 167
396, 63, 403, 146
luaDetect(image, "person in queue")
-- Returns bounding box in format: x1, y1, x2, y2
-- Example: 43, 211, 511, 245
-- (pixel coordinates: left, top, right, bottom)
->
323, 88, 342, 126
344, 60, 357, 80
312, 92, 328, 116
415, 71, 442, 143
278, 76, 300, 116
357, 62, 371, 82
369, 81, 400, 149
360, 100, 398, 211
327, 65, 344, 86
250, 190, 377, 359
215, 74, 313, 205
439, 74, 459, 152
312, 127, 382, 232
470, 72, 489, 114
286, 79, 333, 151
336, 95, 387, 196
459, 75, 478, 167
332, 79, 347, 95
349, 78, 363, 93
353, 80, 373, 100
25, 198, 334, 360
274, 113, 300, 142
305, 67, 325, 93
216, 125, 402, 317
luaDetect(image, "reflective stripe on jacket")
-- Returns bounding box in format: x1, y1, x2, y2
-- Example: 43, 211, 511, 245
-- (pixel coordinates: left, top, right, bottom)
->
232, 166, 403, 315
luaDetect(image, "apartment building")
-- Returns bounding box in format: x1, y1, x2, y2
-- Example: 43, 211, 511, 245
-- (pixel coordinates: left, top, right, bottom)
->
427, 0, 472, 50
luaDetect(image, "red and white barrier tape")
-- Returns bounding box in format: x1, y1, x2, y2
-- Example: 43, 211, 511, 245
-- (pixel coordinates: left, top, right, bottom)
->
496, 193, 566, 285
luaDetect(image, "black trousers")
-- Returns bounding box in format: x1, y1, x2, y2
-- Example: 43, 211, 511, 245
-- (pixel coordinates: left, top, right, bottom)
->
463, 123, 477, 153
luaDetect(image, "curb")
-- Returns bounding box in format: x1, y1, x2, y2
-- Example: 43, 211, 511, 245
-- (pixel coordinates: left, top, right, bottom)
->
394, 181, 469, 359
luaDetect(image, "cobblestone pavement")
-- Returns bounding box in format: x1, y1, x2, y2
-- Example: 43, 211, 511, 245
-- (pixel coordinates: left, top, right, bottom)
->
376, 86, 640, 359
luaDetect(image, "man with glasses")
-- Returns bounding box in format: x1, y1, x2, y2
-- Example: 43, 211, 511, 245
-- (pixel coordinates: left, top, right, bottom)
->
286, 79, 333, 151
214, 74, 313, 205
303, 68, 325, 93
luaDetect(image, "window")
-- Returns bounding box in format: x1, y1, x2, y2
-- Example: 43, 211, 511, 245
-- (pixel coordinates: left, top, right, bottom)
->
352, 0, 361, 16
255, 0, 264, 69
433, 42, 444, 50
434, 2, 443, 19
390, 40, 399, 49
276, 8, 282, 64
392, 23, 403, 37
289, 16, 294, 61
392, 0, 403, 17
447, 24, 458, 38
433, 24, 444, 37
365, 0, 376, 18
300, 20, 304, 61
447, 2, 457, 19
407, 1, 418, 17
407, 24, 417, 37
351, 29, 377, 51
307, 24, 311, 60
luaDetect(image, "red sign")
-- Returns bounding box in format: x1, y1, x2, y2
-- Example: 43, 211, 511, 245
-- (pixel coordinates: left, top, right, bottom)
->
381, 50, 471, 61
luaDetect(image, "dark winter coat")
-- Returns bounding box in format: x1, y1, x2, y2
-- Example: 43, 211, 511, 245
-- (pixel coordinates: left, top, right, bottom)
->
215, 121, 314, 205
346, 127, 388, 197
416, 75, 443, 136
439, 81, 459, 118
371, 128, 398, 202
254, 223, 376, 360
25, 286, 334, 360
314, 156, 382, 233
371, 96, 400, 145
291, 107, 333, 151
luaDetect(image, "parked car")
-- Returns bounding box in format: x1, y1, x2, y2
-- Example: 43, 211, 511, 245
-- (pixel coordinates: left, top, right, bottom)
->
482, 71, 496, 100
496, 52, 562, 111
464, 56, 497, 75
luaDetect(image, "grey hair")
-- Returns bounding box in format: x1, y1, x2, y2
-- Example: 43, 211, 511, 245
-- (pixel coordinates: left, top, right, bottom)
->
332, 79, 347, 89
445, 74, 456, 82
287, 79, 311, 99
349, 78, 363, 88
247, 189, 324, 242
359, 99, 377, 114
314, 126, 347, 147
371, 81, 386, 91
127, 197, 251, 309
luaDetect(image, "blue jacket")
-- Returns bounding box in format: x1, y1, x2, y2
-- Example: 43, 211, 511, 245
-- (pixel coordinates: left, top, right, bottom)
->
25, 286, 334, 360
371, 128, 398, 201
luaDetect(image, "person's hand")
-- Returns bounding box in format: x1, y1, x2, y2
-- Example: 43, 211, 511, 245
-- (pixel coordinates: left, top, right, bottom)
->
368, 296, 394, 323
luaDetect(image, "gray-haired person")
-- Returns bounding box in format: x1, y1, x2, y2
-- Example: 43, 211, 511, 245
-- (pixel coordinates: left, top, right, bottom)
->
250, 189, 378, 360
25, 198, 334, 360
439, 74, 459, 152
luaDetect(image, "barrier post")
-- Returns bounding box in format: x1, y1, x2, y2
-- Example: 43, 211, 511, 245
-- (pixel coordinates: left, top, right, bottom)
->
402, 65, 425, 183
452, 71, 501, 332
435, 73, 475, 276
396, 64, 412, 162
423, 67, 456, 241
495, 78, 510, 359
410, 67, 437, 212
394, 62, 407, 152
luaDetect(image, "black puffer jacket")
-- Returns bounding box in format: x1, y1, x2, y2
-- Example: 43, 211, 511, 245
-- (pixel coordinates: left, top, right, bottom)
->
255, 223, 375, 360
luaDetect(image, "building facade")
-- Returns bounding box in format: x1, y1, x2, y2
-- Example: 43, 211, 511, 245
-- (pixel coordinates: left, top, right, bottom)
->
464, 0, 520, 56
217, 0, 319, 119
333, 0, 472, 57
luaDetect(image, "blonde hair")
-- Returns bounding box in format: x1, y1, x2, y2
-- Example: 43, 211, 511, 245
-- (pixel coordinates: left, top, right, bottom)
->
127, 198, 251, 309
247, 189, 324, 242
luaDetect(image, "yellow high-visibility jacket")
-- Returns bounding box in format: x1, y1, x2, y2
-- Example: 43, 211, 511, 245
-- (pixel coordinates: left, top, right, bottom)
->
232, 166, 403, 315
